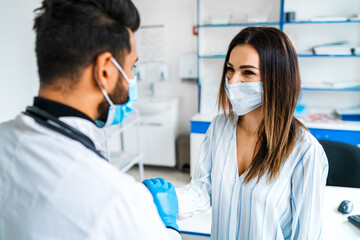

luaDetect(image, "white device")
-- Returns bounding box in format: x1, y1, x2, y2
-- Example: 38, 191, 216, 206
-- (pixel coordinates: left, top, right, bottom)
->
134, 64, 147, 81
179, 55, 197, 80
158, 64, 170, 81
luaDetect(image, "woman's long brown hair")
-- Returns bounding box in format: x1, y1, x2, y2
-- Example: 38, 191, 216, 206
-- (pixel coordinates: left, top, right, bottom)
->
218, 27, 306, 183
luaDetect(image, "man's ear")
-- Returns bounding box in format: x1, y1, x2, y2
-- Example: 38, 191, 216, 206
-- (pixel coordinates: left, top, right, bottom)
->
94, 52, 117, 91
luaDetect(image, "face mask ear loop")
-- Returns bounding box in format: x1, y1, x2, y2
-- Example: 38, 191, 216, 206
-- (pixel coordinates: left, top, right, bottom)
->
103, 128, 111, 161
110, 57, 137, 86
94, 66, 115, 107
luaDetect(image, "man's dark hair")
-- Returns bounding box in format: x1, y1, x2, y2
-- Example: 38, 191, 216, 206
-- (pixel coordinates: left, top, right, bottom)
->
33, 0, 140, 87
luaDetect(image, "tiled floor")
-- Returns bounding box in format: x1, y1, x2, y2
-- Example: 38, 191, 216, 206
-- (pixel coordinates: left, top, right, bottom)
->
127, 165, 191, 187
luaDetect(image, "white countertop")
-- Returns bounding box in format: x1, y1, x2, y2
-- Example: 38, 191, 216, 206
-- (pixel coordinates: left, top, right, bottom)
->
190, 113, 216, 122
178, 186, 360, 239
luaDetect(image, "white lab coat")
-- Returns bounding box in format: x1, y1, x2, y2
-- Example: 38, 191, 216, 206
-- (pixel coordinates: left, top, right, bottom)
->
0, 113, 181, 240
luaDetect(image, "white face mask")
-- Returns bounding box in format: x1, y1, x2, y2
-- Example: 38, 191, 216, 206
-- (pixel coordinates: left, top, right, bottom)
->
225, 76, 263, 116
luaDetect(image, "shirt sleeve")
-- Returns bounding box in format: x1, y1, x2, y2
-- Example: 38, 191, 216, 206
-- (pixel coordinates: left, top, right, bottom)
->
176, 117, 217, 220
87, 183, 174, 240
290, 141, 329, 240
166, 228, 182, 240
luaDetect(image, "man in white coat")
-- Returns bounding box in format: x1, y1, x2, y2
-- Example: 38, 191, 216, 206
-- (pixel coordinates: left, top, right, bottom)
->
0, 0, 180, 239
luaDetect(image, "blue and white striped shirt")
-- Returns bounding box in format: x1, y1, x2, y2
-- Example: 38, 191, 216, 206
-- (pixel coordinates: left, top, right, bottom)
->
176, 114, 328, 240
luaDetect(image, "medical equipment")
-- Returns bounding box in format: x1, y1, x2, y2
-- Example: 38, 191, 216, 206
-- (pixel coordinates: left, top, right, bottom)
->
348, 214, 360, 229
338, 200, 353, 214
24, 106, 107, 161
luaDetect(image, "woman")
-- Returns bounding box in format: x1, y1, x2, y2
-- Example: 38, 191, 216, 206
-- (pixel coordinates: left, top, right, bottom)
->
146, 27, 329, 240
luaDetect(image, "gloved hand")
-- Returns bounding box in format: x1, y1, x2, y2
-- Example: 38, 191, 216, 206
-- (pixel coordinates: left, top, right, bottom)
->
142, 178, 179, 231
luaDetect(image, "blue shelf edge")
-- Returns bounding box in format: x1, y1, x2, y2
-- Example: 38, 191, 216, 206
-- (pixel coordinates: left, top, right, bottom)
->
198, 22, 280, 28
301, 87, 360, 92
199, 55, 226, 58
179, 230, 211, 237
285, 20, 360, 25
298, 54, 360, 58
199, 54, 360, 59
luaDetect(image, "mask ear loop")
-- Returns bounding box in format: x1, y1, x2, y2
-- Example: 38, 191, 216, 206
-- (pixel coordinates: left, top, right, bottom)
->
93, 65, 113, 158
103, 128, 112, 161
94, 66, 115, 107
110, 57, 137, 86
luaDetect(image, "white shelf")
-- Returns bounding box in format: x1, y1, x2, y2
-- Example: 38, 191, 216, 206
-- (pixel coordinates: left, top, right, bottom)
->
110, 152, 144, 173
107, 108, 144, 180
107, 110, 140, 138
191, 113, 216, 122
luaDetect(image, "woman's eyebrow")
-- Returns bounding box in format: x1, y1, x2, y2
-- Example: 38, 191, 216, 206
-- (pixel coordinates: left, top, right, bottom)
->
239, 65, 258, 70
227, 62, 259, 70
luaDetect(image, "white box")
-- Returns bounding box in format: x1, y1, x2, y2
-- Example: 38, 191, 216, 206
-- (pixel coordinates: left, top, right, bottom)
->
179, 55, 197, 80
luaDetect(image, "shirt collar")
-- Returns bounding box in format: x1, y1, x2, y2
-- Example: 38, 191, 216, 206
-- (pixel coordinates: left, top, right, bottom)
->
32, 97, 108, 157
33, 97, 94, 124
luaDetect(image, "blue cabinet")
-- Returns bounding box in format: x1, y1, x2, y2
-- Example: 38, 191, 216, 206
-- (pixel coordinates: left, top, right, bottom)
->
191, 120, 360, 147
309, 128, 360, 146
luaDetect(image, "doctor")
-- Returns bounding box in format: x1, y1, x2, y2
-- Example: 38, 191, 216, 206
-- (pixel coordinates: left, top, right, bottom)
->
0, 0, 180, 239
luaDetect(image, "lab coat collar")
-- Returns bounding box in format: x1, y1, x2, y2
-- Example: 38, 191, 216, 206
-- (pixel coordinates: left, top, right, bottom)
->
32, 97, 108, 158
59, 116, 108, 157
33, 97, 95, 124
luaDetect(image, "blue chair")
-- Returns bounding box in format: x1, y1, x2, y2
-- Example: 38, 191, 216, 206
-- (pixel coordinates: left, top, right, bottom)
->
319, 140, 360, 188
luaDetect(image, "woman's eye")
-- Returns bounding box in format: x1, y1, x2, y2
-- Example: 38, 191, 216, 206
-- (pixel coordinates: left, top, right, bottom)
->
227, 67, 235, 73
244, 70, 255, 76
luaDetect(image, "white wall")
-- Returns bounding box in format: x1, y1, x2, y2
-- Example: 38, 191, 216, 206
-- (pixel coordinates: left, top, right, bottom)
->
2, 0, 358, 128
0, 0, 41, 123
133, 0, 198, 135
197, 0, 360, 115
0, 0, 198, 135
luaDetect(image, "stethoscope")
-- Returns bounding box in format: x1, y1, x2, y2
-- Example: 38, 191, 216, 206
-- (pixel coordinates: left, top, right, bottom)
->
23, 106, 108, 161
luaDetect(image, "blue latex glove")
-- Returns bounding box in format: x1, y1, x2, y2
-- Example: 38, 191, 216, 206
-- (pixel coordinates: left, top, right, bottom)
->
143, 178, 179, 231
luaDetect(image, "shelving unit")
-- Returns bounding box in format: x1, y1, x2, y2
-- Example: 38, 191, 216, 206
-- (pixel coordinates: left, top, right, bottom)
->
107, 108, 144, 180
199, 54, 360, 59
284, 20, 360, 25
196, 0, 360, 145
198, 22, 280, 28
297, 54, 360, 58
301, 87, 360, 92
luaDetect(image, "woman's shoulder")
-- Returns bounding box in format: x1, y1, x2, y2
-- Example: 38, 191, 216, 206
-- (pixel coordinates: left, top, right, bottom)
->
291, 127, 328, 167
296, 127, 322, 150
209, 113, 235, 130
203, 114, 236, 139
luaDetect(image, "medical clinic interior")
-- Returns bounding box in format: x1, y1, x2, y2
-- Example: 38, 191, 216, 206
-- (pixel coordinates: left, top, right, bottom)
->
0, 0, 360, 239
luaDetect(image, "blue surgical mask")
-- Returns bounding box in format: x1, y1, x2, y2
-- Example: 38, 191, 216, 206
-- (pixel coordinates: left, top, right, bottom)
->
225, 76, 262, 116
95, 57, 138, 128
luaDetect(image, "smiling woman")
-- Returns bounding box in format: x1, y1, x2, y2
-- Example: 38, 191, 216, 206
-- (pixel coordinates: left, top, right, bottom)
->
144, 26, 329, 240
218, 27, 304, 183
